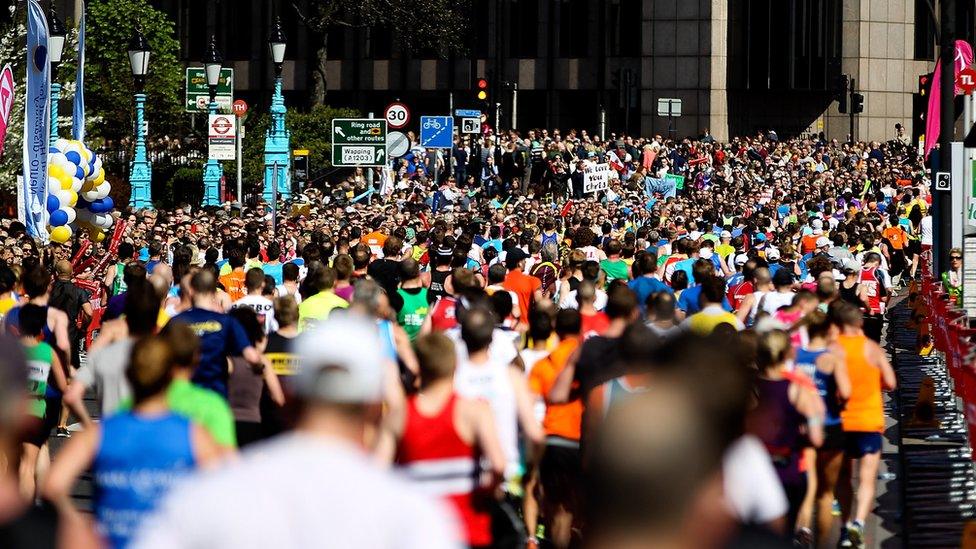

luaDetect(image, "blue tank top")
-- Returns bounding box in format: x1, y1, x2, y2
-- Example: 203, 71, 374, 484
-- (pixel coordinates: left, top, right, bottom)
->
795, 347, 841, 426
377, 319, 397, 363
94, 413, 195, 548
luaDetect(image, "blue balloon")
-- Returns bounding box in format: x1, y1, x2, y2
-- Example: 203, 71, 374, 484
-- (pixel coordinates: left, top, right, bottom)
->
102, 197, 114, 211
49, 147, 60, 154
46, 194, 60, 212
75, 166, 85, 180
65, 150, 81, 164
90, 198, 110, 213
88, 156, 97, 171
49, 209, 69, 227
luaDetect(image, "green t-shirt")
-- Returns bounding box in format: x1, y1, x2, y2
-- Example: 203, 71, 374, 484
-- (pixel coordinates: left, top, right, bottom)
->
397, 288, 429, 341
119, 378, 237, 447
600, 258, 630, 286
24, 342, 53, 418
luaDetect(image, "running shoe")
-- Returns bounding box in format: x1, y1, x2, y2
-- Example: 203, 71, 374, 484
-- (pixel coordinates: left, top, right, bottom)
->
794, 526, 813, 547
56, 427, 71, 438
837, 528, 852, 548
845, 520, 865, 548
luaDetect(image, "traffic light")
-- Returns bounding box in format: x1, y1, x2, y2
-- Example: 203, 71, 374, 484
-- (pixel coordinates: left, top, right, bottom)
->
834, 75, 849, 114
918, 73, 933, 97
851, 93, 864, 114
475, 77, 489, 106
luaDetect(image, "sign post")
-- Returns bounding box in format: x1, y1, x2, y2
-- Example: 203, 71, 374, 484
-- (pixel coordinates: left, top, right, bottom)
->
656, 98, 683, 139
293, 149, 309, 190
233, 100, 248, 204
185, 67, 234, 112
331, 118, 387, 167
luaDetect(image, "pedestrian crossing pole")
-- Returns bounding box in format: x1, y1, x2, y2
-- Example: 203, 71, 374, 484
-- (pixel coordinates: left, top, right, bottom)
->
936, 0, 956, 276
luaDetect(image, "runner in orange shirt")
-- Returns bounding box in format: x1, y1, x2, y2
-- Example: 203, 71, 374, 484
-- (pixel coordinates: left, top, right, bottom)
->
528, 309, 583, 549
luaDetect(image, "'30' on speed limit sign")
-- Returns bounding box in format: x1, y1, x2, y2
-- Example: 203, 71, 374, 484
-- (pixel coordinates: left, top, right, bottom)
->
384, 102, 410, 129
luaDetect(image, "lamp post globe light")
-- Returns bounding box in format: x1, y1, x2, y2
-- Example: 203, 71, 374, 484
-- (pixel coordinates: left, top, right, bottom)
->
263, 16, 291, 204
47, 6, 66, 147
127, 28, 153, 209
202, 35, 224, 207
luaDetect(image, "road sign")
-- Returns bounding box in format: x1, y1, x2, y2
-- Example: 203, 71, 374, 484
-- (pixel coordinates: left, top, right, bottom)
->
387, 131, 410, 158
185, 67, 234, 113
454, 108, 481, 118
232, 99, 248, 117
937, 171, 952, 191
293, 149, 309, 188
461, 117, 481, 134
331, 118, 387, 167
959, 68, 976, 94
420, 116, 453, 148
657, 98, 682, 117
208, 114, 236, 160
384, 102, 410, 129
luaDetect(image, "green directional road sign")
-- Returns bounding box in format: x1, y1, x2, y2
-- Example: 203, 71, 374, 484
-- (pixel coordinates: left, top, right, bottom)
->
331, 118, 388, 167
185, 67, 234, 113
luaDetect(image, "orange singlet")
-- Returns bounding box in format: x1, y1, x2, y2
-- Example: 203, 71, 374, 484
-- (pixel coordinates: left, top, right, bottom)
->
837, 333, 884, 433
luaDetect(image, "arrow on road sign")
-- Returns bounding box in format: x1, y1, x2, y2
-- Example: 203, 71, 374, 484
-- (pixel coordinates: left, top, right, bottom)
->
377, 149, 385, 162
335, 127, 346, 137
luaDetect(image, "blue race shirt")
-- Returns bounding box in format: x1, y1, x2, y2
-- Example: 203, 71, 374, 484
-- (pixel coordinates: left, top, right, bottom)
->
628, 276, 673, 315
94, 413, 195, 548
677, 285, 733, 314
263, 262, 284, 285
169, 308, 250, 396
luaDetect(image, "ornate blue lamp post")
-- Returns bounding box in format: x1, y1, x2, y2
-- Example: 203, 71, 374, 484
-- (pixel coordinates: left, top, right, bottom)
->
127, 29, 153, 209
47, 7, 66, 147
263, 17, 290, 203
202, 36, 223, 207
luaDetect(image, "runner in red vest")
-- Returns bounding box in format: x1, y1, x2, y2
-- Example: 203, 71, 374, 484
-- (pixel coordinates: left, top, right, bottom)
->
857, 253, 887, 343
385, 332, 506, 547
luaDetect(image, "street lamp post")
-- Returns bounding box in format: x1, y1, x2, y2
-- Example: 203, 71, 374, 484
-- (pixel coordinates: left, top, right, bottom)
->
202, 36, 224, 207
127, 29, 152, 209
47, 7, 66, 147
263, 16, 291, 204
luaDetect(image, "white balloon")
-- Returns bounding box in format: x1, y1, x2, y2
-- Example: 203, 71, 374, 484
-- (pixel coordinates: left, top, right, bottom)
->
81, 189, 99, 202
92, 157, 102, 174
55, 189, 73, 205
95, 182, 110, 199
47, 176, 60, 190
63, 208, 76, 225
71, 177, 84, 192
65, 142, 81, 155
98, 215, 113, 229
55, 138, 70, 152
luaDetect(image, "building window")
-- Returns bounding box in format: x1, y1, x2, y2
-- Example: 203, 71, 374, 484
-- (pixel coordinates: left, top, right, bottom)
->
914, 0, 936, 60
559, 0, 588, 57
607, 0, 641, 56
509, 0, 539, 58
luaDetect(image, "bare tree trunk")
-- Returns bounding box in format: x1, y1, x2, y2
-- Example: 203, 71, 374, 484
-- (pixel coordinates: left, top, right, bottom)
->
311, 34, 328, 106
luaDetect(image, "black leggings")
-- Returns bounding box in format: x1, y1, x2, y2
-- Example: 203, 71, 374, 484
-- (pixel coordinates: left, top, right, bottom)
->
783, 476, 809, 533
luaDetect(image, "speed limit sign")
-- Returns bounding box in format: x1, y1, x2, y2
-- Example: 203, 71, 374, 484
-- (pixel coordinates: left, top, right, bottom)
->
384, 102, 410, 129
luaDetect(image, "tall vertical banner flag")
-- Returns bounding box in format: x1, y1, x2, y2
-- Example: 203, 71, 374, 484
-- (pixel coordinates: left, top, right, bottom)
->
924, 40, 974, 159
72, 5, 85, 141
0, 65, 14, 157
22, 0, 51, 240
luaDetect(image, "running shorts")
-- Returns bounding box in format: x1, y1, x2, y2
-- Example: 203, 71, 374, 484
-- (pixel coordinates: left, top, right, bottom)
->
844, 431, 882, 458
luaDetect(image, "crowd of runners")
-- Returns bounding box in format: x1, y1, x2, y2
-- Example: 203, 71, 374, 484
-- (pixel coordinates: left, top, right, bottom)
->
0, 126, 933, 548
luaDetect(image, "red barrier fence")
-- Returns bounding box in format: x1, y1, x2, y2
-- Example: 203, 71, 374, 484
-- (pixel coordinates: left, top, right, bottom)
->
915, 251, 976, 458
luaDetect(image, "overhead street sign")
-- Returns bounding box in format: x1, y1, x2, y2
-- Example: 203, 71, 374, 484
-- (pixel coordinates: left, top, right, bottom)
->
454, 108, 481, 118
185, 67, 234, 113
420, 115, 453, 149
331, 118, 388, 167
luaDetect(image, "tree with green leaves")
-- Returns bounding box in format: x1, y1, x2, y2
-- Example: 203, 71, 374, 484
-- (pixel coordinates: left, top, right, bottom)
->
292, 0, 471, 105
81, 0, 185, 149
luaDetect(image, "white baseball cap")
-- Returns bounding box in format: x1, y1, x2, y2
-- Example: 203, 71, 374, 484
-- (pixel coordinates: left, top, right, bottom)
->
815, 236, 831, 249
734, 253, 749, 266
765, 248, 781, 261
291, 315, 386, 404
689, 231, 703, 241
720, 230, 732, 239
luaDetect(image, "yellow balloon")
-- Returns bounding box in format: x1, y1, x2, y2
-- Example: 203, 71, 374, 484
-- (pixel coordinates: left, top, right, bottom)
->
49, 225, 72, 244
57, 173, 72, 189
81, 179, 96, 193
93, 170, 105, 186
62, 190, 78, 207
80, 147, 92, 162
87, 228, 105, 243
49, 164, 64, 179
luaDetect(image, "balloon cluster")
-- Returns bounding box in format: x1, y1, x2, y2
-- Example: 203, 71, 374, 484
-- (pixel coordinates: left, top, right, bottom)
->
46, 139, 114, 244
